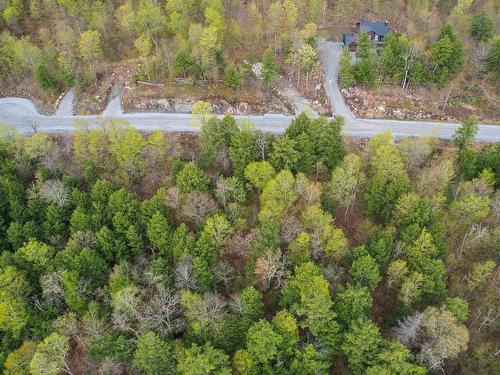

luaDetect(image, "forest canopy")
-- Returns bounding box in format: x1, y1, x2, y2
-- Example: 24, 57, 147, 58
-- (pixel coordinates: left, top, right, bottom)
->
0, 112, 498, 374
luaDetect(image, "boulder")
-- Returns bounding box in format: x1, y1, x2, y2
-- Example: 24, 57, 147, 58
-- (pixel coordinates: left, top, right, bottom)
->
174, 101, 192, 113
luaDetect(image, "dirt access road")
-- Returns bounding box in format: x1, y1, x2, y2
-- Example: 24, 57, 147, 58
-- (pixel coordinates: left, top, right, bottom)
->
317, 40, 354, 118
1, 41, 499, 142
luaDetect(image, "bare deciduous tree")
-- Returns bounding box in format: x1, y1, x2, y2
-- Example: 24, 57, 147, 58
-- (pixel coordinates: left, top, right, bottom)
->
40, 271, 65, 305
38, 179, 70, 207
98, 358, 124, 375
401, 46, 418, 90
470, 308, 499, 332
300, 181, 323, 206
216, 147, 231, 174
181, 190, 218, 225
455, 224, 488, 260
228, 293, 244, 315
193, 293, 227, 326
254, 249, 290, 290
227, 230, 256, 256
492, 191, 500, 221
73, 231, 95, 249
309, 232, 323, 261
213, 262, 235, 290
393, 311, 424, 348
280, 216, 303, 243
175, 257, 196, 290
138, 285, 184, 336
416, 158, 456, 197
254, 131, 271, 161
416, 307, 469, 372
329, 154, 366, 219
164, 186, 182, 209
215, 177, 233, 208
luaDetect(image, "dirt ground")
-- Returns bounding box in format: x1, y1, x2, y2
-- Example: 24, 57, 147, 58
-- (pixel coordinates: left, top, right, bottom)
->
74, 64, 135, 115
122, 78, 294, 115
343, 83, 500, 124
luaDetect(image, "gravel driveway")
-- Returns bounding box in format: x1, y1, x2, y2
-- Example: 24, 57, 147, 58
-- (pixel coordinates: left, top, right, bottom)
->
317, 40, 354, 118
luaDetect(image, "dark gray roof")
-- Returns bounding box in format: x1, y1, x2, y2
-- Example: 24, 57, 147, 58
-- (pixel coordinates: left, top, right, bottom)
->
357, 21, 389, 36
343, 33, 358, 45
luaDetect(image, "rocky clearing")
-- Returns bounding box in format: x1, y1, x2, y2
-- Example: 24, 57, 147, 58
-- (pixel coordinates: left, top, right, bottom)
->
342, 84, 500, 124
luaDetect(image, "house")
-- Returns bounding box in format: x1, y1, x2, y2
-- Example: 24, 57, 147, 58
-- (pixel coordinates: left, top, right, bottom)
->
342, 21, 389, 51
342, 33, 359, 52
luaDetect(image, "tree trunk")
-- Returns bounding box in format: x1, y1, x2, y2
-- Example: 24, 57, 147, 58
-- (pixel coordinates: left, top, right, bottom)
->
442, 83, 454, 111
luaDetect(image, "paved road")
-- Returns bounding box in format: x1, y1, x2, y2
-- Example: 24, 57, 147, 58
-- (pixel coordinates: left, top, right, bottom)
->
0, 42, 499, 142
1, 100, 499, 141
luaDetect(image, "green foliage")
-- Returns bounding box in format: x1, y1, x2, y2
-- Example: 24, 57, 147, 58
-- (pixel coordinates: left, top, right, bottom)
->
444, 297, 469, 324
366, 341, 426, 375
350, 254, 381, 290
0, 71, 496, 374
356, 32, 372, 60
176, 162, 209, 193
281, 262, 341, 356
246, 319, 282, 363
3, 340, 37, 375
485, 37, 500, 81
200, 115, 239, 166
196, 213, 234, 265
354, 57, 375, 86
133, 332, 173, 375
454, 117, 479, 150
0, 289, 29, 335
270, 136, 299, 171
244, 161, 276, 190
229, 128, 257, 178
290, 344, 330, 375
378, 33, 423, 87
366, 230, 393, 269
177, 343, 231, 375
240, 286, 264, 320
470, 12, 493, 42
147, 211, 173, 259
261, 47, 279, 86
224, 65, 241, 88
300, 204, 348, 261
35, 65, 57, 91
430, 25, 464, 84
14, 240, 55, 274
86, 330, 135, 364
365, 144, 411, 222
339, 47, 354, 87
29, 333, 70, 375
281, 113, 345, 173
79, 30, 102, 84
61, 271, 88, 314
335, 284, 373, 326
287, 232, 311, 265
341, 317, 382, 375
466, 260, 495, 292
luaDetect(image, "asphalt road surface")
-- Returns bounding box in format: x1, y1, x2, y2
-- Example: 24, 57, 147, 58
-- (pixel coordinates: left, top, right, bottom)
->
0, 41, 499, 142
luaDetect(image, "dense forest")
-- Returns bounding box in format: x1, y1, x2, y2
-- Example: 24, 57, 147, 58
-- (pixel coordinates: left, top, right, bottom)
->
0, 1, 499, 374
0, 112, 498, 374
0, 1, 498, 109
